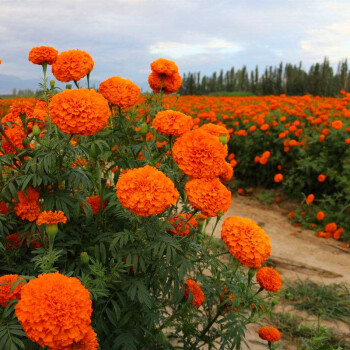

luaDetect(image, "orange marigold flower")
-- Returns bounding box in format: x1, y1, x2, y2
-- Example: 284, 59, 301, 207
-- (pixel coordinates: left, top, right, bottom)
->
199, 123, 230, 142
318, 174, 326, 182
0, 201, 9, 214
28, 46, 58, 65
306, 194, 314, 204
331, 120, 343, 130
172, 129, 227, 179
325, 222, 337, 233
116, 165, 179, 217
56, 326, 98, 350
167, 213, 198, 237
274, 173, 283, 183
1, 125, 26, 154
49, 89, 110, 136
15, 272, 93, 349
184, 279, 205, 307
256, 267, 282, 292
345, 138, 350, 144
152, 110, 193, 136
148, 71, 182, 94
36, 210, 67, 225
219, 162, 234, 182
5, 233, 22, 250
98, 76, 140, 108
0, 274, 24, 306
258, 326, 281, 342
52, 49, 94, 82
14, 188, 40, 222
84, 195, 106, 215
185, 178, 231, 217
150, 58, 179, 76
221, 216, 271, 268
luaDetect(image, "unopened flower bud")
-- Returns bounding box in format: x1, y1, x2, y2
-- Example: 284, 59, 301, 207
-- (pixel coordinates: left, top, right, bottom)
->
217, 210, 224, 219
140, 122, 148, 134
46, 223, 58, 242
32, 125, 40, 136
80, 252, 89, 265
219, 134, 228, 145
50, 80, 55, 89
66, 84, 72, 90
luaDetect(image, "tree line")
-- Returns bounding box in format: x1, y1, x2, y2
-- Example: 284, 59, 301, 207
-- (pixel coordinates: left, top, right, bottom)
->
179, 58, 350, 96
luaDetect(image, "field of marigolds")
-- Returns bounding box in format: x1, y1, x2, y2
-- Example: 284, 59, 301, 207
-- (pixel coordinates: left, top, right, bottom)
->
0, 46, 349, 350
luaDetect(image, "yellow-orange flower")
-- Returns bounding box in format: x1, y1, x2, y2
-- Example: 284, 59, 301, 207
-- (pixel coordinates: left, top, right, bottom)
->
98, 76, 140, 108
221, 216, 271, 268
199, 123, 230, 142
316, 211, 325, 221
258, 326, 281, 342
56, 326, 98, 350
1, 125, 25, 154
172, 129, 227, 178
152, 110, 193, 136
185, 178, 231, 217
15, 272, 93, 349
0, 274, 24, 306
219, 162, 234, 182
306, 194, 314, 204
331, 120, 343, 130
49, 89, 110, 136
148, 71, 182, 95
318, 174, 326, 182
256, 267, 282, 292
52, 49, 94, 82
184, 279, 205, 307
116, 165, 179, 217
150, 58, 179, 76
14, 188, 40, 222
167, 213, 198, 236
84, 195, 106, 215
274, 173, 283, 183
36, 210, 67, 225
28, 46, 58, 65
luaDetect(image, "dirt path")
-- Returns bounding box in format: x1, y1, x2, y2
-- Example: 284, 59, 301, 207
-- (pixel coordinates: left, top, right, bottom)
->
207, 195, 350, 349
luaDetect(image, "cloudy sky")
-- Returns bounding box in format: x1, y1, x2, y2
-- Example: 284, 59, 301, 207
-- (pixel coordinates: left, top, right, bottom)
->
0, 0, 349, 92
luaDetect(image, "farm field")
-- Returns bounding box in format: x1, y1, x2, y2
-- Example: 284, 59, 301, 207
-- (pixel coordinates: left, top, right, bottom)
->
0, 49, 350, 350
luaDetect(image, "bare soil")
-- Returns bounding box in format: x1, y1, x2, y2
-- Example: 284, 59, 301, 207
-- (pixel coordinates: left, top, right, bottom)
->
207, 194, 350, 349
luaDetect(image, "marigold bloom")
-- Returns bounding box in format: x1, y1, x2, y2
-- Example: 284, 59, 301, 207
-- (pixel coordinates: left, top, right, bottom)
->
14, 188, 40, 222
56, 326, 98, 350
28, 46, 58, 65
331, 120, 343, 130
316, 211, 325, 221
219, 162, 234, 182
199, 123, 230, 142
185, 178, 231, 217
52, 49, 94, 82
150, 58, 179, 76
84, 195, 106, 215
49, 89, 110, 136
5, 233, 22, 250
221, 216, 271, 268
274, 173, 283, 183
15, 272, 93, 349
325, 222, 337, 233
256, 267, 282, 292
1, 125, 26, 154
167, 213, 198, 236
258, 326, 281, 342
184, 279, 205, 307
116, 165, 179, 217
0, 201, 8, 214
98, 76, 140, 108
172, 129, 227, 178
0, 274, 24, 306
148, 71, 182, 94
318, 174, 326, 182
152, 110, 193, 136
220, 288, 236, 312
36, 210, 67, 225
306, 194, 314, 204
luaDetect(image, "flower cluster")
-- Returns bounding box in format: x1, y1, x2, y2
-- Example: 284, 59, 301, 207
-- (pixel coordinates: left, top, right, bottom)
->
221, 216, 271, 268
116, 165, 179, 217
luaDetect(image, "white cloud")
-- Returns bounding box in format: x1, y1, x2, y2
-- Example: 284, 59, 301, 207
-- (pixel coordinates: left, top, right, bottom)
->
149, 39, 244, 58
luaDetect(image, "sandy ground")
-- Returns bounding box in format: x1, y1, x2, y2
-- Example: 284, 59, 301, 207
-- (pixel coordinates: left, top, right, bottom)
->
207, 195, 350, 350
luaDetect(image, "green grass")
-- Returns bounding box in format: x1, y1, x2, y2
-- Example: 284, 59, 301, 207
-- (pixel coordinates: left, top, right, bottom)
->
271, 312, 350, 350
283, 280, 350, 322
255, 190, 276, 205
